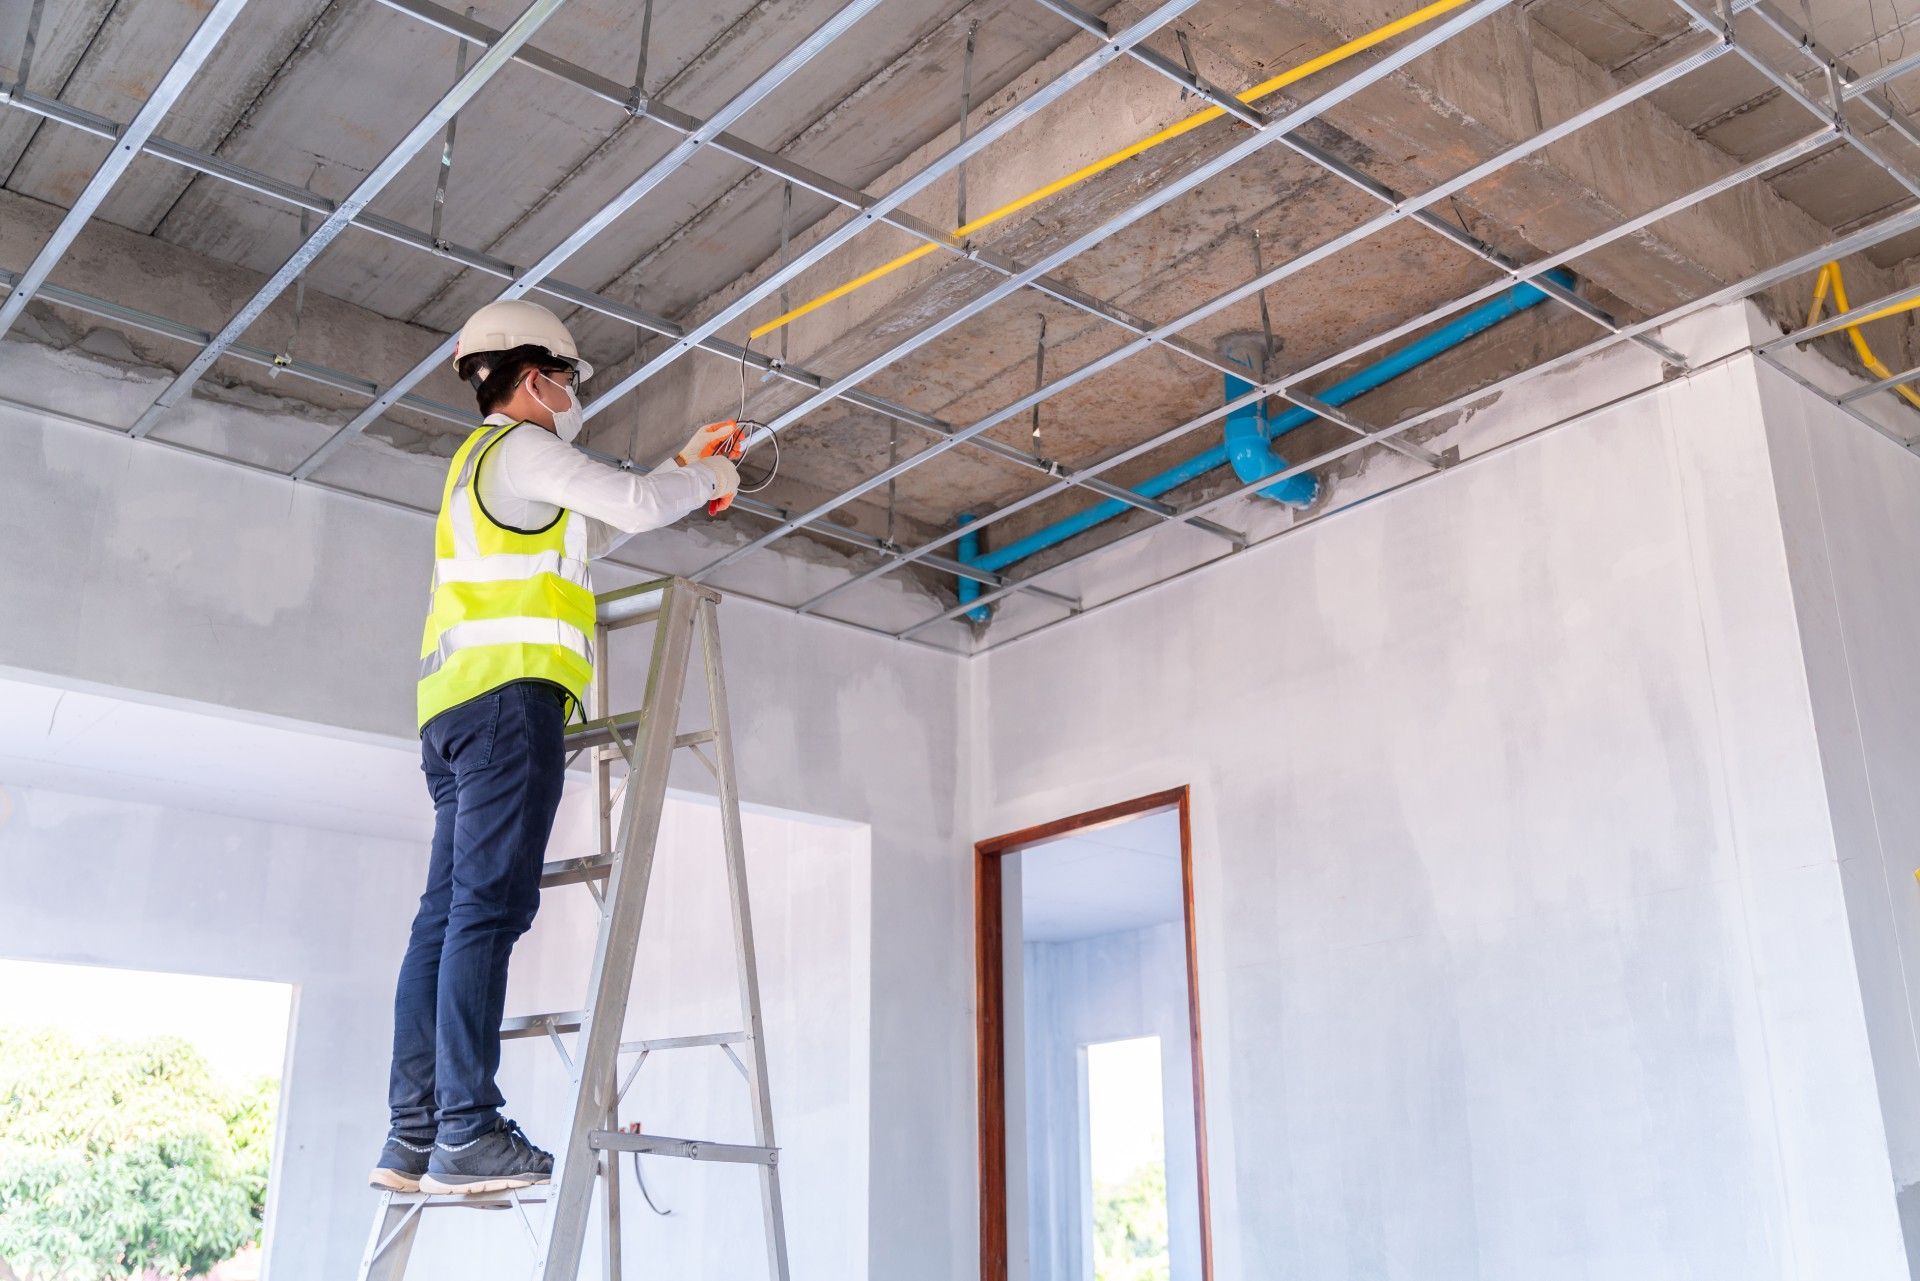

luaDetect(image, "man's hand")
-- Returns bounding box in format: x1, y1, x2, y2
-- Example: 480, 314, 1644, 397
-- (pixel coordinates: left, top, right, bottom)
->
673, 420, 749, 514
675, 420, 748, 468
692, 455, 740, 512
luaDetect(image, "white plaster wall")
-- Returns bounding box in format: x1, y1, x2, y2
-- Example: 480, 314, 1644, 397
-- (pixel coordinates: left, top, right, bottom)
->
979, 356, 1906, 1279
1761, 357, 1920, 1264
1020, 921, 1200, 1281
0, 779, 426, 1280
0, 397, 975, 1281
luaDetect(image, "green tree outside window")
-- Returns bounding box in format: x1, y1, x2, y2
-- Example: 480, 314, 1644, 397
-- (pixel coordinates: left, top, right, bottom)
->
0, 1029, 275, 1281
1093, 1159, 1170, 1281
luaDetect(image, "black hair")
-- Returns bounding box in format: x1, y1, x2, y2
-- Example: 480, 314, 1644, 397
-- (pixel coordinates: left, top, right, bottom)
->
456, 343, 575, 416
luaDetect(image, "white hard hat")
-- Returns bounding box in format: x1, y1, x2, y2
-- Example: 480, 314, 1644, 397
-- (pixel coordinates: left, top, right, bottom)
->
451, 299, 594, 380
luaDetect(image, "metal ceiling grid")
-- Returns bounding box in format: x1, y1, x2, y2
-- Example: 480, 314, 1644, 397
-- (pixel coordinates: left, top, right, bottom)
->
695, 0, 1920, 648
314, 0, 1247, 552
122, 0, 580, 440
689, 2, 1774, 598
0, 0, 1106, 644
2, 0, 1919, 656
0, 0, 1251, 600
688, 0, 1527, 582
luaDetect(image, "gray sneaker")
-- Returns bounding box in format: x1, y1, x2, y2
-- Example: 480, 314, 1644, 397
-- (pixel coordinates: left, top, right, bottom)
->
417, 1118, 554, 1195
368, 1133, 434, 1192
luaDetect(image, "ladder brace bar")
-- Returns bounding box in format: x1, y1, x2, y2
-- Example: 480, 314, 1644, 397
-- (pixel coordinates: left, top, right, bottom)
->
589, 1131, 778, 1165
564, 716, 715, 754
539, 852, 613, 887
501, 1010, 751, 1056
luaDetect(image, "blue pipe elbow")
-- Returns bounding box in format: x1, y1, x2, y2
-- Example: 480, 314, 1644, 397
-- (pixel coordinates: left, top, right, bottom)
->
1224, 370, 1319, 508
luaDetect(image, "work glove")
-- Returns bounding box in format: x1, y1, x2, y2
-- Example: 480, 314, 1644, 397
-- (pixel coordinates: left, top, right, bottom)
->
675, 419, 746, 467
675, 419, 750, 514
692, 454, 740, 509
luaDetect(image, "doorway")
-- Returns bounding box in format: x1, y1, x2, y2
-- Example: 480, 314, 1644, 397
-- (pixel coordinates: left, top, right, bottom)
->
976, 787, 1211, 1281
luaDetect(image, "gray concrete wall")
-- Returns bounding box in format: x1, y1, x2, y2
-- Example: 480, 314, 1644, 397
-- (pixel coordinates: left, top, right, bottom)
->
1762, 357, 1920, 1269
0, 390, 975, 1280
979, 352, 1908, 1278
0, 378, 424, 740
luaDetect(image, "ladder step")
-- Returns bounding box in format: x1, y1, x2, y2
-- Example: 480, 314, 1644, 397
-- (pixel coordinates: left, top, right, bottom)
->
563, 714, 636, 753
625, 1030, 749, 1052
596, 582, 666, 629
589, 1130, 778, 1165
564, 715, 716, 754
538, 853, 613, 888
500, 1011, 585, 1040
593, 577, 719, 629
501, 1011, 751, 1054
378, 1189, 549, 1210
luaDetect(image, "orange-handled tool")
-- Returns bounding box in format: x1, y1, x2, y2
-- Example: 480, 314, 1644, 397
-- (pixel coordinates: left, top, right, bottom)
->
675, 419, 751, 515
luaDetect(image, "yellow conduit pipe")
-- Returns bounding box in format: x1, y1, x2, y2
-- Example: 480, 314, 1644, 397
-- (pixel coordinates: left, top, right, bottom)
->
748, 0, 1476, 342
1806, 261, 1920, 410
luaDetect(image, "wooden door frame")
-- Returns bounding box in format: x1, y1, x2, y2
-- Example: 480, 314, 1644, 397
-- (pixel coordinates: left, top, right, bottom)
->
975, 785, 1212, 1281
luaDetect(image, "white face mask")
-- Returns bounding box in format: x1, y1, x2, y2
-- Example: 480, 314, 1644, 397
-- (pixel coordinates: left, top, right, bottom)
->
535, 372, 585, 444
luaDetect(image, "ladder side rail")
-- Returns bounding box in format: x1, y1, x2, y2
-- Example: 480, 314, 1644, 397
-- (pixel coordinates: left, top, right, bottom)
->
697, 596, 792, 1281
601, 1104, 623, 1281
538, 583, 703, 1278
592, 617, 614, 866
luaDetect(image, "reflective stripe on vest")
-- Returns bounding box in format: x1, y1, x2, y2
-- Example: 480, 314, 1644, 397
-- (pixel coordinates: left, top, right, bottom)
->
417, 422, 595, 729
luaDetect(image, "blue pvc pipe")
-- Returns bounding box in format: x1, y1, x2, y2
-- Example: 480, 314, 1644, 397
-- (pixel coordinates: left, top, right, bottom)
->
970, 443, 1232, 575
1260, 272, 1570, 435
954, 272, 1572, 611
957, 514, 986, 623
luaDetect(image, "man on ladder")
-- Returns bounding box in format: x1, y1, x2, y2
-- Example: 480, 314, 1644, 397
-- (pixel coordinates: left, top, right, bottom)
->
371, 300, 743, 1196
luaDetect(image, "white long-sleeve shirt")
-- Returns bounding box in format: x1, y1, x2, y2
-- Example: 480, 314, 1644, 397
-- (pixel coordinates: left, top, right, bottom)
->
473, 413, 715, 559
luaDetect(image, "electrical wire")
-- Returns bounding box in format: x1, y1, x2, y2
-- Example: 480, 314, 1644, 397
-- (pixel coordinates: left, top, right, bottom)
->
735, 424, 780, 494
632, 1153, 672, 1215
738, 333, 751, 422
732, 337, 781, 494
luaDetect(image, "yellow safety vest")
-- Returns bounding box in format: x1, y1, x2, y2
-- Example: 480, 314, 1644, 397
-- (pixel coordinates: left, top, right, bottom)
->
417, 422, 595, 729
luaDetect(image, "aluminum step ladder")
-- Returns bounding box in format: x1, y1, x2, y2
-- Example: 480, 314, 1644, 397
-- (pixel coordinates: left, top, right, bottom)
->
358, 577, 789, 1281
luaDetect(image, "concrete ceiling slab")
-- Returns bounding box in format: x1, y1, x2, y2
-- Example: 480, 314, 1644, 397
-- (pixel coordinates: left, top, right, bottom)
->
1019, 841, 1185, 941
93, 0, 1104, 338
1533, 0, 1690, 73
6, 1, 335, 222
0, 0, 115, 183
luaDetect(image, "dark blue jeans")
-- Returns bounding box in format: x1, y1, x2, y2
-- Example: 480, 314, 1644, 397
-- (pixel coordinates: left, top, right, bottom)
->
388, 680, 567, 1143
